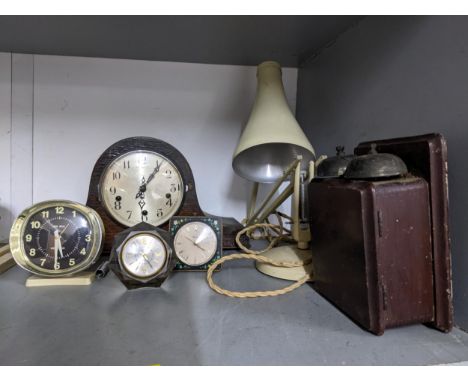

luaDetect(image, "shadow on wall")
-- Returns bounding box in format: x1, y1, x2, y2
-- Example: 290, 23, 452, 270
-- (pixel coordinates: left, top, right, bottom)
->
297, 15, 427, 156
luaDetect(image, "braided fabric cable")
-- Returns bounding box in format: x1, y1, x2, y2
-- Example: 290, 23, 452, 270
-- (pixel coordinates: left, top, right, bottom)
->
206, 223, 311, 298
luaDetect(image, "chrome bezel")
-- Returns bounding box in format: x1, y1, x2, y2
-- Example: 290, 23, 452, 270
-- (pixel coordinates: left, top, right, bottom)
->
117, 230, 170, 282
98, 150, 185, 228
9, 200, 105, 277
173, 221, 218, 266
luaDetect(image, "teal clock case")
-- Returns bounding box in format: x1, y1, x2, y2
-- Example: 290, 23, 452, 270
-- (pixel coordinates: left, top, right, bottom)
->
169, 216, 223, 271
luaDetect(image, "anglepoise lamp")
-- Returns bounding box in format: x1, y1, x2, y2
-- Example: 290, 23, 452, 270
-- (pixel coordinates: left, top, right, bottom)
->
232, 61, 316, 281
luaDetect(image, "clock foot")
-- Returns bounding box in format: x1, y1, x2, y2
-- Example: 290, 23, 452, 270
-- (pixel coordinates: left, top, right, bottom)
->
25, 272, 95, 287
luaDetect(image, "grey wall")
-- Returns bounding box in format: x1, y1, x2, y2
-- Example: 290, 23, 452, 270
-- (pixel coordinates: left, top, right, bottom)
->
296, 16, 468, 329
0, 16, 361, 67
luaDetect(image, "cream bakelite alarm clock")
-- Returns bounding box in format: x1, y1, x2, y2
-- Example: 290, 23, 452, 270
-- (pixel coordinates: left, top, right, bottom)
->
9, 200, 105, 277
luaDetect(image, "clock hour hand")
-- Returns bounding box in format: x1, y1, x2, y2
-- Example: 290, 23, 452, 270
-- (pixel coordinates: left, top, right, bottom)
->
135, 182, 146, 199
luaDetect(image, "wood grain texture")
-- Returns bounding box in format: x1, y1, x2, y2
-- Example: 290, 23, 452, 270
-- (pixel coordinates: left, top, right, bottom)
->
309, 177, 434, 335
86, 136, 246, 255
355, 133, 453, 332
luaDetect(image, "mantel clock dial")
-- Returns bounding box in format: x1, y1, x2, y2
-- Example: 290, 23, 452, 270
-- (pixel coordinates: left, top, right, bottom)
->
9, 200, 104, 277
99, 150, 184, 227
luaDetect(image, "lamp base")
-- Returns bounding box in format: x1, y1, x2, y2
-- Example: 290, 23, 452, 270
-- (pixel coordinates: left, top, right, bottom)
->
255, 244, 314, 281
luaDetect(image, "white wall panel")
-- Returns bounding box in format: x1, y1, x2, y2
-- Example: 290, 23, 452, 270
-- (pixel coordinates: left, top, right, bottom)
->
32, 55, 298, 222
0, 53, 11, 242
10, 54, 34, 230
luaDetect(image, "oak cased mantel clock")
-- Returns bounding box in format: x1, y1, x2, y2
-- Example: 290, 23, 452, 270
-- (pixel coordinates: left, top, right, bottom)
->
86, 136, 246, 255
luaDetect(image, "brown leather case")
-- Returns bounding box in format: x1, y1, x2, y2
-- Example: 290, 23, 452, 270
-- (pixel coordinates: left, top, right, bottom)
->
309, 177, 434, 335
355, 133, 453, 332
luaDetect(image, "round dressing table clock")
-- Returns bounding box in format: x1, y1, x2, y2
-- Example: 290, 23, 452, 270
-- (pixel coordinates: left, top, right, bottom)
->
170, 216, 222, 271
109, 222, 175, 289
120, 232, 168, 279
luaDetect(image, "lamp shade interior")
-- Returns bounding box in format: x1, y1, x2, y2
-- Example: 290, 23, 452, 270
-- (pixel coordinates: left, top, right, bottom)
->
232, 142, 315, 183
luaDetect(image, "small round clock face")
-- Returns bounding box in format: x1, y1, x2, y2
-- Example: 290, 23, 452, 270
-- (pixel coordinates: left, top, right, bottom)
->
120, 233, 168, 279
174, 222, 218, 266
11, 202, 104, 276
100, 150, 184, 228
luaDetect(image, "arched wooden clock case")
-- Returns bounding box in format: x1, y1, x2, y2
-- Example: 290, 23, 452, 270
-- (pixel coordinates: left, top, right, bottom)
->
86, 136, 245, 255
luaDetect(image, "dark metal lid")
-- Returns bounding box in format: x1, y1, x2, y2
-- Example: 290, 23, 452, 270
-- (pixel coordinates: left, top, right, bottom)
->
316, 146, 355, 179
344, 143, 408, 179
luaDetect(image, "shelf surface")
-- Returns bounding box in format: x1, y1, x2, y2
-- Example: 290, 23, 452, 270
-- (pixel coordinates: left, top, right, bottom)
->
0, 16, 362, 67
1, 259, 468, 365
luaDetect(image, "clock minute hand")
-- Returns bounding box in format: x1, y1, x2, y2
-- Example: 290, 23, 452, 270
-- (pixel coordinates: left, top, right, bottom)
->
53, 230, 60, 268
135, 161, 163, 199
187, 236, 207, 252
142, 253, 153, 268
146, 160, 163, 186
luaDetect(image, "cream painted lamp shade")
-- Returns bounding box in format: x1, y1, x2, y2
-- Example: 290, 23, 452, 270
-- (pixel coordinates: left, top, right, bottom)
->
233, 61, 315, 183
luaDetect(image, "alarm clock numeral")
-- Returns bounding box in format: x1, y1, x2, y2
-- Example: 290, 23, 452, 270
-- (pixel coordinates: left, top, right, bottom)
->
55, 206, 64, 215
127, 210, 132, 220
113, 171, 121, 180
114, 200, 122, 210
123, 160, 131, 169
41, 210, 49, 218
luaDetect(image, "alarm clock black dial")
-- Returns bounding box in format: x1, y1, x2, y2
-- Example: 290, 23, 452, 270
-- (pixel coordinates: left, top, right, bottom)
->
22, 206, 93, 271
10, 200, 105, 277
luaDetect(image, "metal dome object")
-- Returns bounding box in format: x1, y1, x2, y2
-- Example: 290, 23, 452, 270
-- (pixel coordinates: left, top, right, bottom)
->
316, 146, 355, 179
344, 143, 408, 179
